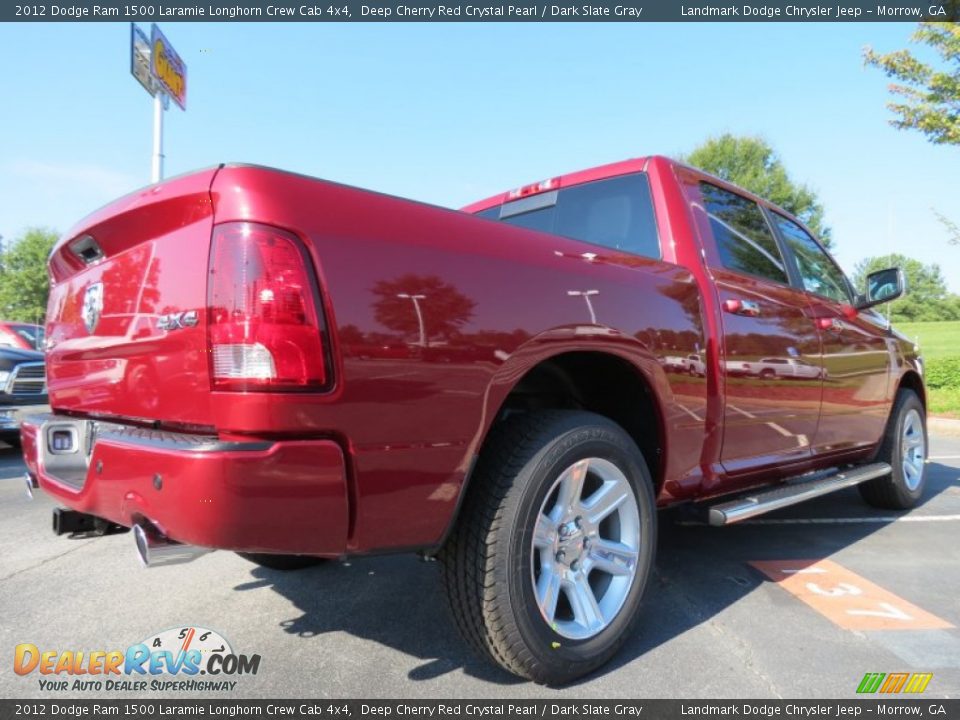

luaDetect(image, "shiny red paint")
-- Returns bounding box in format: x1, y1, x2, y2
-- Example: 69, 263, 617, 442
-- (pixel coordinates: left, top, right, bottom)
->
24, 157, 924, 556
0, 322, 44, 351
21, 422, 348, 554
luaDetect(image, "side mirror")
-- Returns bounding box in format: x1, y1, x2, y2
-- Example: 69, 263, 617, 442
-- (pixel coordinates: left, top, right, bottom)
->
857, 267, 905, 310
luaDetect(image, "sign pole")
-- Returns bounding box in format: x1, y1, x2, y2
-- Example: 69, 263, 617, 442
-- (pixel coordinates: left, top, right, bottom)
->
151, 92, 164, 183
132, 23, 185, 184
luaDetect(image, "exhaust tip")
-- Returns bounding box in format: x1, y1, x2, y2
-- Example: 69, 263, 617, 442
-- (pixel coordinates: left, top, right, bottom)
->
134, 522, 210, 568
24, 473, 37, 500
133, 523, 150, 567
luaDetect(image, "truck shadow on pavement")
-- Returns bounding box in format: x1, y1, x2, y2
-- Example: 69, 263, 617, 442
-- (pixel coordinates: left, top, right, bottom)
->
238, 460, 957, 687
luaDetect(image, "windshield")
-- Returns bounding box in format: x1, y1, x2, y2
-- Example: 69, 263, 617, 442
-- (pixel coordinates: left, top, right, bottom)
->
9, 323, 44, 350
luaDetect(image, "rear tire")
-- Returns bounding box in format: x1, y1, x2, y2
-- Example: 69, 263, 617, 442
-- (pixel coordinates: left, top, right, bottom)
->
439, 410, 656, 685
237, 553, 327, 571
859, 389, 927, 510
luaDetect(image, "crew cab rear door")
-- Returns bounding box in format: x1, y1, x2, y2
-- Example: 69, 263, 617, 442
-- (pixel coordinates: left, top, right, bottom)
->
691, 181, 823, 481
769, 213, 891, 454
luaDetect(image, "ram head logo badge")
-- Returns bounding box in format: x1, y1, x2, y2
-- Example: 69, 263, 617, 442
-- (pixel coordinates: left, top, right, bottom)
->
81, 282, 104, 334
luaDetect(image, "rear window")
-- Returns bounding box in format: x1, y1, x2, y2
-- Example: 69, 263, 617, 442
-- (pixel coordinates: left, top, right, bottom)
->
476, 173, 660, 260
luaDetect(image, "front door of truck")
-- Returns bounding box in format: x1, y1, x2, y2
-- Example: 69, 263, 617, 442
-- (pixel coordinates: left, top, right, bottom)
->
770, 213, 891, 455
693, 182, 823, 480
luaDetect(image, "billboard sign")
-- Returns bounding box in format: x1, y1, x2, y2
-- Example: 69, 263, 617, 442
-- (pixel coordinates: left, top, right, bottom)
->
129, 23, 158, 97
150, 23, 187, 111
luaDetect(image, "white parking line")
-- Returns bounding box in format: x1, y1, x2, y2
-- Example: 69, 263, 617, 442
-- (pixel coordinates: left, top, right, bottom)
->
678, 514, 960, 526
676, 404, 703, 422
745, 515, 960, 525
929, 455, 960, 461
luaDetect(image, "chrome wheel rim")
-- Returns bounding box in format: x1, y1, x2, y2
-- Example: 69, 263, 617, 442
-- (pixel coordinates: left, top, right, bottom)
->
530, 457, 640, 640
901, 408, 926, 491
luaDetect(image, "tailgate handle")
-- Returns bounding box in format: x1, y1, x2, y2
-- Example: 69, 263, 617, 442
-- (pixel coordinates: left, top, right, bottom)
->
723, 299, 761, 317
70, 235, 104, 265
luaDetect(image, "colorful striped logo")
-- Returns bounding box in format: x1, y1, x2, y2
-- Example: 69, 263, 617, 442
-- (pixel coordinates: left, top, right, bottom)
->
857, 672, 933, 694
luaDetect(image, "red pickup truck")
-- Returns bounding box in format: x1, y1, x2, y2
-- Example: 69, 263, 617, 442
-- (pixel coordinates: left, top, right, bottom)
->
21, 157, 926, 684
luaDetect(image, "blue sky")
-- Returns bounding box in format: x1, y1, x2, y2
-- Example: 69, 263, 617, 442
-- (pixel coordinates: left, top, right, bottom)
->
1, 22, 957, 289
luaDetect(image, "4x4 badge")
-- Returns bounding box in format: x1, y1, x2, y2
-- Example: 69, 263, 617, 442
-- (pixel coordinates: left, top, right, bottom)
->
81, 282, 103, 334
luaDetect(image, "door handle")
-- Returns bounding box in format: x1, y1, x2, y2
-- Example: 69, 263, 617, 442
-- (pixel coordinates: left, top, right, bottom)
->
723, 299, 761, 317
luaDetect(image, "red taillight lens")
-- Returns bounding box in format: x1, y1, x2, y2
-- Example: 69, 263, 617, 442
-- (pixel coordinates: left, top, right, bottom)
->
207, 222, 327, 391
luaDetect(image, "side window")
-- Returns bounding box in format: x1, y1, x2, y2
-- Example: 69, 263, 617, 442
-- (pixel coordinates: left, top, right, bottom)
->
700, 183, 789, 285
476, 173, 660, 260
772, 214, 851, 304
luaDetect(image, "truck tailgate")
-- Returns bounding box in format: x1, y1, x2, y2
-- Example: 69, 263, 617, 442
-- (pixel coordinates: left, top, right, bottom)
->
45, 168, 219, 428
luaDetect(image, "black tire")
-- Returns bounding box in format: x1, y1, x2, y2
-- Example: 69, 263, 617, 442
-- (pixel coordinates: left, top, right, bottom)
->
1, 435, 21, 449
439, 410, 656, 685
760, 368, 775, 380
859, 389, 927, 510
237, 553, 327, 571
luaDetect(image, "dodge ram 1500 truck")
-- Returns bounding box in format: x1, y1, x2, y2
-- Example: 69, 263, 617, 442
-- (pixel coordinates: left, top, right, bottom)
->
21, 157, 925, 684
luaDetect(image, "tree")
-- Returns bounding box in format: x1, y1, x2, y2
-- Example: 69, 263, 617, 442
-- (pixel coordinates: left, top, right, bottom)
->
683, 134, 832, 247
865, 23, 960, 248
0, 228, 58, 324
933, 209, 960, 246
852, 253, 960, 322
864, 22, 960, 146
371, 274, 476, 343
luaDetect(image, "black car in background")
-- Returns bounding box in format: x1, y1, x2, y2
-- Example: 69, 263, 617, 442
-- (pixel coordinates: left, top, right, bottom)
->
0, 347, 48, 447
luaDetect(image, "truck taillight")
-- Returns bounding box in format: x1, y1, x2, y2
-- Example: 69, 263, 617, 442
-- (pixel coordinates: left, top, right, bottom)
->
207, 222, 328, 391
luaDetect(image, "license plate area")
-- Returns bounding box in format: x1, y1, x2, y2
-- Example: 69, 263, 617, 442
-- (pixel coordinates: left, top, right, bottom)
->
41, 418, 99, 489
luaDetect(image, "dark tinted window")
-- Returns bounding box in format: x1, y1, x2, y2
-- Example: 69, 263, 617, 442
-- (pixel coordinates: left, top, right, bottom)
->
502, 207, 554, 234
700, 183, 789, 285
476, 173, 660, 259
9, 324, 43, 350
555, 174, 659, 258
772, 214, 851, 304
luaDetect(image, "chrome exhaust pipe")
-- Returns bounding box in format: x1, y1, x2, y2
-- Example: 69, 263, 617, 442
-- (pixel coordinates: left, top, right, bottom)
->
24, 473, 38, 500
134, 523, 211, 568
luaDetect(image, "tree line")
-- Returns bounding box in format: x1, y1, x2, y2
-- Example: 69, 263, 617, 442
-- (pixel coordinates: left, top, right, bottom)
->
1, 23, 956, 326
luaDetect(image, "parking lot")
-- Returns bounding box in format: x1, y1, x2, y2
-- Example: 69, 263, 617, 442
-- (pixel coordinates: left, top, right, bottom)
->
2, 435, 958, 699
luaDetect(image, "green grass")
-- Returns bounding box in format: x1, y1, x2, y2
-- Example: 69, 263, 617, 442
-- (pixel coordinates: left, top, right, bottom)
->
893, 321, 960, 417
928, 386, 960, 418
894, 320, 960, 360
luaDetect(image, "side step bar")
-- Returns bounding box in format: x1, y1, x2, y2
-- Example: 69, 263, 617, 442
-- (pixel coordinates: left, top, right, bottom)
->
708, 462, 891, 526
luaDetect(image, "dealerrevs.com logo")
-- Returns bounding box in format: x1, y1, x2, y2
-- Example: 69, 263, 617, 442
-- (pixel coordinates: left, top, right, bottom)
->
14, 626, 261, 693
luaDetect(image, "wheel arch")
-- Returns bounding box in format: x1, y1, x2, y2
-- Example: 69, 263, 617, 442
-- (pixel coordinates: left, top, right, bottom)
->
897, 369, 926, 410
432, 347, 667, 553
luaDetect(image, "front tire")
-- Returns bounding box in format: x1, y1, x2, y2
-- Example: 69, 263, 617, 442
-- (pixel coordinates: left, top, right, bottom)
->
439, 410, 656, 685
859, 389, 927, 510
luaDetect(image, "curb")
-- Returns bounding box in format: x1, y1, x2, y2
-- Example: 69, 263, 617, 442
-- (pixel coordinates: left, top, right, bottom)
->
929, 416, 960, 438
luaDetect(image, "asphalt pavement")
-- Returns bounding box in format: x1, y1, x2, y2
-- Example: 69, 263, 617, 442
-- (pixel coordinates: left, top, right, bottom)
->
1, 436, 958, 699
